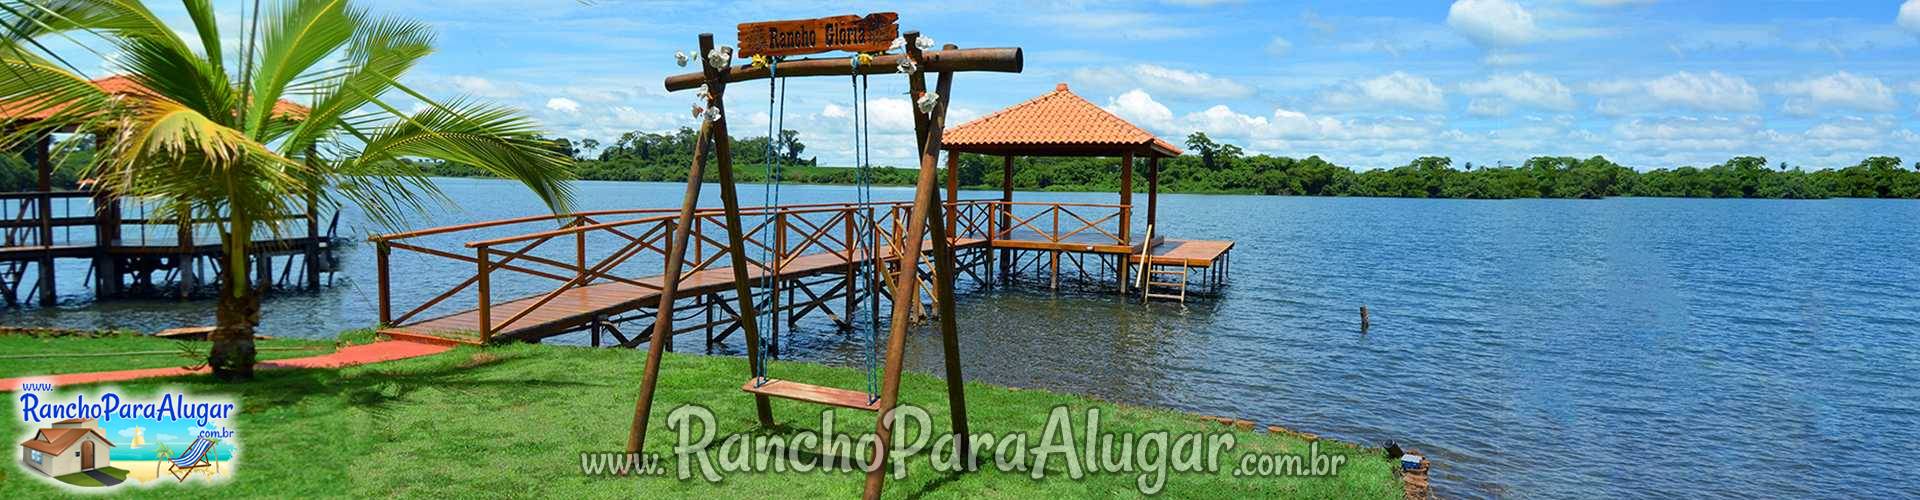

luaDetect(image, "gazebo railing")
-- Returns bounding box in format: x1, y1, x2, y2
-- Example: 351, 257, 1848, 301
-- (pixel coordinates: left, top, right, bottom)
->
986, 201, 1131, 247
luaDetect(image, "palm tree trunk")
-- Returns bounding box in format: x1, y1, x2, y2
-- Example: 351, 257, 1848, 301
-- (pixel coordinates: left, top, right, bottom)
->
210, 218, 258, 381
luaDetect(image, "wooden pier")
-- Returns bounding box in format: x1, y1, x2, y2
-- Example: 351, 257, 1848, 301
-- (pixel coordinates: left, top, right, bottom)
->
0, 188, 340, 306
371, 199, 1230, 347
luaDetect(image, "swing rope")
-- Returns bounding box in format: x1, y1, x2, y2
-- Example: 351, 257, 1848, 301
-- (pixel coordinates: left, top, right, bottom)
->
753, 59, 785, 386
850, 58, 881, 402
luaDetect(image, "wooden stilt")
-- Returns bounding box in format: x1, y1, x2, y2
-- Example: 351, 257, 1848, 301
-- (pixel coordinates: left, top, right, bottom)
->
628, 35, 733, 452
866, 35, 959, 500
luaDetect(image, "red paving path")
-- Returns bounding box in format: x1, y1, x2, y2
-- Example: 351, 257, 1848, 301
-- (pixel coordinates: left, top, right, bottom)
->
0, 340, 451, 391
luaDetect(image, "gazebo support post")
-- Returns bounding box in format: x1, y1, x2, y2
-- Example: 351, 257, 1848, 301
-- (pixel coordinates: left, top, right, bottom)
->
1147, 155, 1160, 229
1118, 152, 1132, 293
999, 155, 1013, 283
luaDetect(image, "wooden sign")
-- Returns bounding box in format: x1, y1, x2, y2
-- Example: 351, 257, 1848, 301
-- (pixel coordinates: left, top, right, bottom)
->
738, 13, 899, 58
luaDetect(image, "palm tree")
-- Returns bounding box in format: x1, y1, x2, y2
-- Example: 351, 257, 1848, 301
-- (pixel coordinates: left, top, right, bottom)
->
2, 0, 574, 380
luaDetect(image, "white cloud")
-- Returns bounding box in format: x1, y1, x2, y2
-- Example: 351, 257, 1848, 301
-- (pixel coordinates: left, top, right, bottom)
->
1105, 89, 1176, 127
1104, 89, 1454, 166
1592, 71, 1761, 114
1460, 72, 1576, 115
1266, 36, 1293, 57
446, 76, 521, 99
1319, 72, 1447, 112
1776, 72, 1898, 115
1480, 51, 1540, 66
1902, 0, 1920, 34
1072, 64, 1254, 99
822, 103, 849, 119
1448, 0, 1537, 47
1645, 72, 1759, 112
545, 97, 581, 114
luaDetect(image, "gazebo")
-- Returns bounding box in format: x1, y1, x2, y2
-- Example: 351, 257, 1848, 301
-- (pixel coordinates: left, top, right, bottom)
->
942, 82, 1181, 241
941, 83, 1227, 297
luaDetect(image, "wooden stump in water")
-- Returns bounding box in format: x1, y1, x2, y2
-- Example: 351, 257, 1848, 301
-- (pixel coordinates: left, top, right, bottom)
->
1360, 305, 1371, 332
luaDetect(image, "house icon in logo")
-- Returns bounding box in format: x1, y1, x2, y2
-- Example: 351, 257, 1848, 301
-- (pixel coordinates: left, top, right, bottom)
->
19, 418, 114, 478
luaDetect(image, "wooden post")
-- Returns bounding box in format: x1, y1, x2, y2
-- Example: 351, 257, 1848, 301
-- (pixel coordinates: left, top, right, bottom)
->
923, 148, 973, 469
30, 135, 54, 305
91, 187, 120, 299
843, 206, 856, 325
1118, 153, 1133, 294
575, 222, 587, 282
376, 240, 391, 325
630, 33, 773, 455
867, 33, 959, 500
945, 151, 959, 238
304, 191, 321, 290
475, 245, 491, 343
1119, 152, 1133, 243
1000, 155, 1013, 283
177, 209, 193, 299
1147, 155, 1160, 230
628, 117, 713, 452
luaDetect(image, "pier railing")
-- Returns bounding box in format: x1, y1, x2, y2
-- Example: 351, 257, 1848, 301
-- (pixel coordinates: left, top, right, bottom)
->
371, 199, 1006, 343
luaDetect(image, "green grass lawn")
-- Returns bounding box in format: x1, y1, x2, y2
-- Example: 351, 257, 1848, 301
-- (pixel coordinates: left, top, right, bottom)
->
0, 339, 1399, 498
0, 330, 371, 378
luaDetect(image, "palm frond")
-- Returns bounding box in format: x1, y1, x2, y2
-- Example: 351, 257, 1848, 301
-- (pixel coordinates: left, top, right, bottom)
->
243, 0, 356, 136
344, 93, 575, 223
181, 0, 222, 71
90, 98, 312, 227
280, 13, 432, 154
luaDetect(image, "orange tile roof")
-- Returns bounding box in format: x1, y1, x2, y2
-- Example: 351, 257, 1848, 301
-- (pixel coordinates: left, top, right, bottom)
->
0, 75, 309, 122
943, 83, 1182, 157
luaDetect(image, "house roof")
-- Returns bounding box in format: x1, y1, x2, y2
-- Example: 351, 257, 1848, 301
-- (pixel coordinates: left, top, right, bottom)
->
19, 426, 113, 454
0, 75, 310, 123
942, 83, 1182, 158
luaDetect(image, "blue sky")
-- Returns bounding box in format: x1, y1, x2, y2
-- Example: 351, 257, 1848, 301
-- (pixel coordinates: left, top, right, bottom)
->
132, 1, 1920, 170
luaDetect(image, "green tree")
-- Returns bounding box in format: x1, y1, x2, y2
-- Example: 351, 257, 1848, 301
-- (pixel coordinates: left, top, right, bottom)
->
2, 0, 574, 380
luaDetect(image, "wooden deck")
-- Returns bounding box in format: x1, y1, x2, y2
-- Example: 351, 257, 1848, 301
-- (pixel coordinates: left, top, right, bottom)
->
1133, 239, 1235, 267
382, 238, 987, 345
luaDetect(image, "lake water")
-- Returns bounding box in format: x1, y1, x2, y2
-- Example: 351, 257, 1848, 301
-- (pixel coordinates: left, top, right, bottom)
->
9, 177, 1919, 498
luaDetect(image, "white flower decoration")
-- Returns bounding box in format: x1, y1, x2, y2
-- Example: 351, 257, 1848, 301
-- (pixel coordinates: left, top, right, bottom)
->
888, 36, 905, 53
915, 36, 936, 51
707, 46, 733, 69
674, 51, 689, 67
896, 57, 917, 74
695, 84, 710, 102
702, 106, 723, 123
916, 91, 940, 114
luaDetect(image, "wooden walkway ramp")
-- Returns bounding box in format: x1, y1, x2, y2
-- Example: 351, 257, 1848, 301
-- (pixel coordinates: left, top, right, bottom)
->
384, 238, 985, 345
372, 200, 1232, 347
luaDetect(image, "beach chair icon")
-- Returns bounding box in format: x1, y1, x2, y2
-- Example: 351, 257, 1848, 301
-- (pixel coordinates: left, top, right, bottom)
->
167, 437, 219, 481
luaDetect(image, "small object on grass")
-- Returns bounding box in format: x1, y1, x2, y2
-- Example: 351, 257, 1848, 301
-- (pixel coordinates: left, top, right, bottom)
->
1383, 440, 1401, 459
1400, 454, 1425, 471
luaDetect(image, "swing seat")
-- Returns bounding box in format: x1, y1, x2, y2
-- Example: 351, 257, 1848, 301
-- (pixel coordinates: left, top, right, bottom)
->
742, 378, 882, 412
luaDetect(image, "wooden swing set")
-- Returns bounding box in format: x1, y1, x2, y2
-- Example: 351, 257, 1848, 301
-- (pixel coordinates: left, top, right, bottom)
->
625, 13, 1023, 499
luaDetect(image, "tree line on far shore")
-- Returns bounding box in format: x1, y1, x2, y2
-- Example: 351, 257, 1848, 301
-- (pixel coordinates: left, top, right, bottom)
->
11, 129, 1920, 199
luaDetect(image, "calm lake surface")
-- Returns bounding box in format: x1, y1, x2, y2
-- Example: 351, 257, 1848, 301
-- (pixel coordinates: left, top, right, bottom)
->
9, 177, 1919, 498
